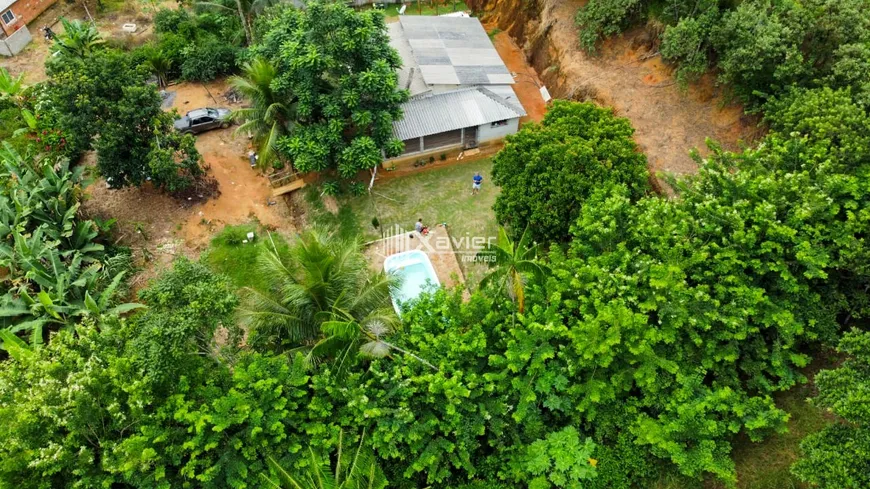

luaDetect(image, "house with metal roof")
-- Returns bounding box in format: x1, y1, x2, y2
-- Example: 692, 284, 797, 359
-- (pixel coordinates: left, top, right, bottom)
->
387, 15, 527, 158
0, 0, 53, 55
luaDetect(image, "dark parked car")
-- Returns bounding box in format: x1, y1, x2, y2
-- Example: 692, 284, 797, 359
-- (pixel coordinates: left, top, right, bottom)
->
174, 107, 232, 134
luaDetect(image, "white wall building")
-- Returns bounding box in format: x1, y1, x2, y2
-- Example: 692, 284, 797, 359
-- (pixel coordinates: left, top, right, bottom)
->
387, 15, 526, 158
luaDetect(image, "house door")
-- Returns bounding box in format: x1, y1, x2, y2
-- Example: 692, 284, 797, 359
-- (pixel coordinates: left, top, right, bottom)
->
464, 126, 478, 148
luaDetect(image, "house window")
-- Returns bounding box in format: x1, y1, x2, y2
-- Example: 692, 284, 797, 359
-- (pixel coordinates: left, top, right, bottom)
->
491, 119, 508, 128
1, 10, 15, 25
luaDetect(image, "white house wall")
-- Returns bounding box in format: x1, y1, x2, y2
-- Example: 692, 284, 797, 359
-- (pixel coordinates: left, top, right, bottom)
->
477, 117, 520, 143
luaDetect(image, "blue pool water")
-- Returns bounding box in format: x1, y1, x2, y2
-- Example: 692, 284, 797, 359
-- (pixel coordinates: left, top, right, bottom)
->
393, 263, 432, 304
384, 251, 440, 313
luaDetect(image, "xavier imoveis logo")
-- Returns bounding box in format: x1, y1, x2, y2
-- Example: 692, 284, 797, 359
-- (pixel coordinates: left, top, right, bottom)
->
373, 224, 498, 263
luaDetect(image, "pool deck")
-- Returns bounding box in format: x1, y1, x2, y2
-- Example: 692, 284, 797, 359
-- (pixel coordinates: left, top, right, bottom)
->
365, 224, 467, 292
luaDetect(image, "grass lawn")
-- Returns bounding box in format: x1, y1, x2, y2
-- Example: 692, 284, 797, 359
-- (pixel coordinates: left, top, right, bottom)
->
338, 160, 498, 288
726, 382, 831, 489
653, 381, 831, 489
202, 222, 289, 291
362, 1, 469, 18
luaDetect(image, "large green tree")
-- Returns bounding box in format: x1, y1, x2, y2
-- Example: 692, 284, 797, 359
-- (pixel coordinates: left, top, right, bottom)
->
493, 87, 870, 485
491, 100, 649, 244
253, 1, 408, 177
43, 48, 205, 192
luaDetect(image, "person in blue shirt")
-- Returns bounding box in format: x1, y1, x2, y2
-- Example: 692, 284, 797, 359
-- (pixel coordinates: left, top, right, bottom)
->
472, 172, 483, 195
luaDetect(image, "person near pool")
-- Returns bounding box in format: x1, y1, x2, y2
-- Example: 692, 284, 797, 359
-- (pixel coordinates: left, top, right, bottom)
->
415, 218, 429, 236
472, 172, 483, 195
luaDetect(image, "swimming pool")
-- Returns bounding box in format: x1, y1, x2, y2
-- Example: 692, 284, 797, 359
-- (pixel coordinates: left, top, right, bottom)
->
383, 250, 441, 314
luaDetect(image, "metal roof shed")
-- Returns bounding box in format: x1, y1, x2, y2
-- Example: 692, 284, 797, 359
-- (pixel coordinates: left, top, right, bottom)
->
393, 87, 526, 141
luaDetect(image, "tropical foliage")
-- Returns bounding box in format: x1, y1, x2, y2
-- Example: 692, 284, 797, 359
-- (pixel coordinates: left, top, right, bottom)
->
575, 0, 870, 106
148, 7, 244, 82
491, 100, 649, 244
52, 18, 106, 58
43, 48, 205, 192
574, 0, 645, 52
478, 225, 547, 313
229, 57, 293, 168
0, 147, 137, 347
264, 430, 387, 489
252, 1, 408, 175
791, 330, 870, 488
4, 2, 870, 488
239, 228, 400, 368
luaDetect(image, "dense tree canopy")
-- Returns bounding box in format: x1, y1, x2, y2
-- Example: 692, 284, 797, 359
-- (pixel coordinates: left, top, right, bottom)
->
43, 48, 205, 192
491, 100, 649, 244
4, 3, 870, 486
251, 1, 408, 176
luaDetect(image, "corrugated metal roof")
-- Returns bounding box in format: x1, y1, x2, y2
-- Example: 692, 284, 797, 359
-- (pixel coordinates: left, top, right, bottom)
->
393, 87, 526, 141
397, 16, 513, 87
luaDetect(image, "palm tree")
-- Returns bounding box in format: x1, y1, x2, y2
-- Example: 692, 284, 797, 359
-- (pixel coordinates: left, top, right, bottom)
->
144, 49, 172, 89
238, 228, 399, 367
262, 429, 387, 489
53, 18, 105, 58
478, 226, 549, 313
229, 57, 294, 169
196, 0, 279, 46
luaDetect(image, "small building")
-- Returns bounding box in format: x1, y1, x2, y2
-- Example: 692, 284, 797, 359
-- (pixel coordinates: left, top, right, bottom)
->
387, 15, 527, 159
1, 0, 54, 37
393, 86, 525, 156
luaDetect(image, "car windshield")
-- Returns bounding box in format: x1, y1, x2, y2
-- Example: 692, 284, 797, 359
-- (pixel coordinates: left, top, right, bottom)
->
207, 108, 219, 117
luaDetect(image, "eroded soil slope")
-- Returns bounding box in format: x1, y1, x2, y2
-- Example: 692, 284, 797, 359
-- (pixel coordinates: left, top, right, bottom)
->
470, 0, 761, 178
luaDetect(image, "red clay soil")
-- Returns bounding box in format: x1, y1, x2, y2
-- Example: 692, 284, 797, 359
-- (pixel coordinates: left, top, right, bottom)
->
490, 30, 548, 123
469, 0, 763, 181
0, 0, 162, 84
82, 79, 294, 287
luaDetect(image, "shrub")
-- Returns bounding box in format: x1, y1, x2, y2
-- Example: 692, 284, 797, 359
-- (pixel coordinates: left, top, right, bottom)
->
791, 330, 870, 488
574, 0, 646, 52
506, 427, 598, 489
320, 180, 340, 196
154, 32, 189, 76
153, 7, 191, 34
181, 37, 238, 81
660, 8, 720, 86
349, 181, 367, 196
213, 223, 258, 246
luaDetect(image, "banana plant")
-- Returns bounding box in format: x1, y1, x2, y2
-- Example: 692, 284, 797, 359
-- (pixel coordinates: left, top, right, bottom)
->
0, 329, 32, 360
0, 67, 26, 107
0, 145, 101, 258
0, 144, 139, 348
0, 231, 143, 345
0, 271, 144, 346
